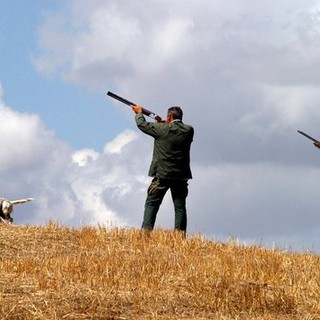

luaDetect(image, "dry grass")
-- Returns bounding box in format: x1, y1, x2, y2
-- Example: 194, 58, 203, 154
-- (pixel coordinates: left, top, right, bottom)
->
0, 223, 320, 319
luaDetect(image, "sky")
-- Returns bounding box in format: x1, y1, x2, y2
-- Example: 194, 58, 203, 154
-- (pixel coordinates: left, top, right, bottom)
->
1, 0, 320, 252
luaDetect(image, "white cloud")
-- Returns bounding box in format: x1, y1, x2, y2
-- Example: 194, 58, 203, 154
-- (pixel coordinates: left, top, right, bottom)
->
103, 130, 138, 154
0, 88, 148, 228
2, 78, 320, 251
0, 94, 62, 172
72, 149, 99, 166
27, 1, 320, 251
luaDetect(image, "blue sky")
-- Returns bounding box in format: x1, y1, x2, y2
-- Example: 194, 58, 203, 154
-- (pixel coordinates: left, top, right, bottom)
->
2, 1, 320, 253
0, 1, 130, 151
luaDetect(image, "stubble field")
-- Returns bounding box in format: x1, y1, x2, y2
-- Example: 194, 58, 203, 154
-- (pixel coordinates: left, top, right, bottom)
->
0, 223, 320, 319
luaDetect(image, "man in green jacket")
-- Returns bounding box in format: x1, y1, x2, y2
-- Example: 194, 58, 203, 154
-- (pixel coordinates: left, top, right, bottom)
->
132, 104, 194, 233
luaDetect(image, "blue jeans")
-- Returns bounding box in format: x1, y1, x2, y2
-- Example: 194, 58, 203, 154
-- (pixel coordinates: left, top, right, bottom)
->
141, 177, 189, 232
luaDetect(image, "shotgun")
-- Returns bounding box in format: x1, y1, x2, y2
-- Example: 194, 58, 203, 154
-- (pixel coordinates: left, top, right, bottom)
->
107, 91, 163, 122
297, 130, 319, 143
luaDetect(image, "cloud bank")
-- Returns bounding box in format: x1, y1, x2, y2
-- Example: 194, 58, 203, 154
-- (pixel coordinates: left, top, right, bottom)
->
0, 84, 152, 229
5, 0, 320, 251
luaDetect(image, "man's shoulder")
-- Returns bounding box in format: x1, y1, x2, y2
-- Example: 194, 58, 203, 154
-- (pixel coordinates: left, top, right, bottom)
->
180, 122, 194, 133
184, 123, 193, 130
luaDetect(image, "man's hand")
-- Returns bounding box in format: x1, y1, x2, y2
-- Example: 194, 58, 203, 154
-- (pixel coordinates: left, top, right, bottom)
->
314, 141, 320, 148
132, 105, 143, 114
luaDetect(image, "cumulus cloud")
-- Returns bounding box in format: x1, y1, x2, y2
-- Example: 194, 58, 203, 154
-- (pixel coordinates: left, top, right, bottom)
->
0, 85, 152, 228
0, 88, 60, 172
72, 149, 99, 167
28, 1, 320, 251
104, 130, 138, 154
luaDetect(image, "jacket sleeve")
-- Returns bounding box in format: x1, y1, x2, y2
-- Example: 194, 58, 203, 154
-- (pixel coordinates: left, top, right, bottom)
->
135, 113, 162, 138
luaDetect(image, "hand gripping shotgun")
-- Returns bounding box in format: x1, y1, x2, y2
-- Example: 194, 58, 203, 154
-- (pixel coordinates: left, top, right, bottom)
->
107, 91, 163, 122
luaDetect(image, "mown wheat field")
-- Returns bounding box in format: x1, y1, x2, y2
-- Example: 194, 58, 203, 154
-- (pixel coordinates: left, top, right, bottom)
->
0, 224, 320, 319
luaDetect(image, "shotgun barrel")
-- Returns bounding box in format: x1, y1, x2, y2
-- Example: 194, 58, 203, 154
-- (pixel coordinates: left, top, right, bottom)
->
107, 91, 163, 122
297, 130, 319, 143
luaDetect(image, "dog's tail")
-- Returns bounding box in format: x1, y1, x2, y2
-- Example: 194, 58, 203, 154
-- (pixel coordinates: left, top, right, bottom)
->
10, 198, 34, 205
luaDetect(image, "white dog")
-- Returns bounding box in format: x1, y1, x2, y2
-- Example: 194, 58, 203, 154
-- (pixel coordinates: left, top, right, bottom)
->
0, 198, 33, 223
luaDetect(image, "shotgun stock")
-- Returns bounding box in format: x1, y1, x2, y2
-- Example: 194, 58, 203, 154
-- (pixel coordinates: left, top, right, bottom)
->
107, 91, 163, 122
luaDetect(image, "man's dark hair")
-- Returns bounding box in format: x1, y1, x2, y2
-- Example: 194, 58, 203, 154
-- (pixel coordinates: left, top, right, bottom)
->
167, 106, 183, 120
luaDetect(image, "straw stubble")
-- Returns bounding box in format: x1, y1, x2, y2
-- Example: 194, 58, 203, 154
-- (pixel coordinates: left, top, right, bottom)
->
0, 223, 319, 319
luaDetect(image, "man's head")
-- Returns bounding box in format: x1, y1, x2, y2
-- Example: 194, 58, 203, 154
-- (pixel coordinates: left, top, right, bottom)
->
166, 106, 183, 123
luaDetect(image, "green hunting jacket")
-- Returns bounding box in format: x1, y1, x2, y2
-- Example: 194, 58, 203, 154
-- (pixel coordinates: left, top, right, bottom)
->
135, 113, 193, 180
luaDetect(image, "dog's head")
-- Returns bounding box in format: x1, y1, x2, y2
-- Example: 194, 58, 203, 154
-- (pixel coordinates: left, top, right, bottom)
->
0, 200, 13, 223
0, 198, 33, 224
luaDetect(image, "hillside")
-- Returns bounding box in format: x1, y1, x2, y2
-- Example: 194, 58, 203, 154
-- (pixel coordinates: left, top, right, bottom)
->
0, 224, 319, 320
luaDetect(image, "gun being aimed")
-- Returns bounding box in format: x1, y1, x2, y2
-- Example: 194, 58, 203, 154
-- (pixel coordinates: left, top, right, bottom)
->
297, 130, 320, 148
107, 91, 163, 122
